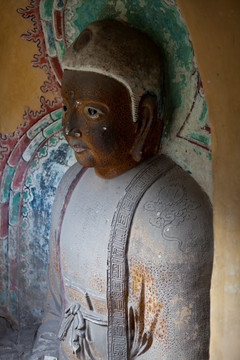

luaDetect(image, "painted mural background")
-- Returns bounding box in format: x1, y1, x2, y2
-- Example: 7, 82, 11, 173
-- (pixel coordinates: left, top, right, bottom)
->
0, 0, 211, 331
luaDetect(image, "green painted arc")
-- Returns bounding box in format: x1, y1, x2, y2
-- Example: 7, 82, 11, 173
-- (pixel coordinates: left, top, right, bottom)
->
40, 0, 54, 20
199, 101, 208, 123
9, 191, 20, 226
189, 133, 210, 145
0, 166, 15, 203
43, 119, 62, 138
50, 108, 63, 121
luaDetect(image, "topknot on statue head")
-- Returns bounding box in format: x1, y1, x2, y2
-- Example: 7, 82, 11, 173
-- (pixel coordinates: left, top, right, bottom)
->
62, 19, 164, 124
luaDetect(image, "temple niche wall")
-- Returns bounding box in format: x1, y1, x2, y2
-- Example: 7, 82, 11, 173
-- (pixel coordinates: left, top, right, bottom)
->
0, 0, 239, 359
177, 1, 240, 359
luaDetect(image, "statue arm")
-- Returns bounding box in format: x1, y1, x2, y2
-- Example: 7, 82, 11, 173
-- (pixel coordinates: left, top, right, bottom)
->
128, 168, 213, 359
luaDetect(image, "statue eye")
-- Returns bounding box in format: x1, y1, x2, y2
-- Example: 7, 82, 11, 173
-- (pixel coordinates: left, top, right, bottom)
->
88, 108, 97, 116
84, 106, 103, 120
63, 104, 68, 112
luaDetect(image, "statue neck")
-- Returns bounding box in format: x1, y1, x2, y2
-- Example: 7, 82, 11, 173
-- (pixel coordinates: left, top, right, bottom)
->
94, 159, 138, 179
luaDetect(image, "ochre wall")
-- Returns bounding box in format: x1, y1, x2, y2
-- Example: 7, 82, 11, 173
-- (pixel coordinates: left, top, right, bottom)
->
0, 0, 56, 134
177, 0, 240, 359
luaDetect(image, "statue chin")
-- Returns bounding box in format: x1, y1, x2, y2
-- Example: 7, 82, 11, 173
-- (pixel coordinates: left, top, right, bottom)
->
30, 19, 213, 360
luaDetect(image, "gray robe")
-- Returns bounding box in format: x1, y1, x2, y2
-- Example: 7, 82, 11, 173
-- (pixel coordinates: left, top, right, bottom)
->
31, 155, 213, 360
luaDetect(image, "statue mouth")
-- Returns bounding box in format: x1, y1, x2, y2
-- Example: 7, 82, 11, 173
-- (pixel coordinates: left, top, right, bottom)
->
72, 145, 87, 153
69, 139, 88, 153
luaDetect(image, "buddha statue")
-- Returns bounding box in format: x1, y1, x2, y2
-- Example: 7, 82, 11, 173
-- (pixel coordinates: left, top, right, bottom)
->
31, 19, 213, 360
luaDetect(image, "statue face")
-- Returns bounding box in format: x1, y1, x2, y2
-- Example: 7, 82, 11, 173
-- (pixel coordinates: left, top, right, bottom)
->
61, 70, 139, 178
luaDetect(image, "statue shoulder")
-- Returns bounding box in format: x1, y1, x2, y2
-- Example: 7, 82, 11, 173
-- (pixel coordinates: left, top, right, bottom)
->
129, 158, 213, 265
50, 162, 83, 231
55, 162, 83, 201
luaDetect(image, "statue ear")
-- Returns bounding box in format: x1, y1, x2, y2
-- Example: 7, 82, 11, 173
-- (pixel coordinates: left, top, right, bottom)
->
131, 94, 158, 162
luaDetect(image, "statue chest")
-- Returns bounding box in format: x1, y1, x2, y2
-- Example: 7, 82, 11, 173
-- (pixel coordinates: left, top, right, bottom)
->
60, 168, 136, 306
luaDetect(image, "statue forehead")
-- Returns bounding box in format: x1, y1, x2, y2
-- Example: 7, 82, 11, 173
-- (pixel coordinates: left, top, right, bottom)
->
61, 70, 131, 106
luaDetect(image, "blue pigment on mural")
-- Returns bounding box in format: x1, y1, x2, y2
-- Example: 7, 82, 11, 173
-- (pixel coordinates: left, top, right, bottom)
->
19, 133, 75, 325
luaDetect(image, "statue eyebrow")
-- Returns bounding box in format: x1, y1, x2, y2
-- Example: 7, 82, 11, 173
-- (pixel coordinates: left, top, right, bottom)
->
84, 101, 109, 114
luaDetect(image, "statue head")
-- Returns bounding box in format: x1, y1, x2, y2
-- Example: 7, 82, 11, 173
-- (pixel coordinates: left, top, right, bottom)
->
61, 19, 164, 178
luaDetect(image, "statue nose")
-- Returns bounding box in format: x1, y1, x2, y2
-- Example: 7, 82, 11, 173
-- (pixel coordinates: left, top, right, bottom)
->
64, 106, 82, 137
65, 127, 82, 138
